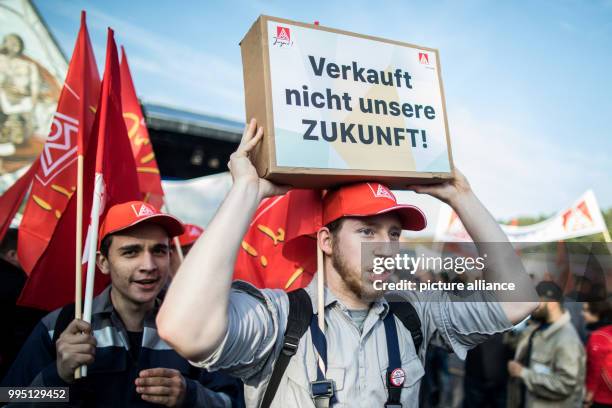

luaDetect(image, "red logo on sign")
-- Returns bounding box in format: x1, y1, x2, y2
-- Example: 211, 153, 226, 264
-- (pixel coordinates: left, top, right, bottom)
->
277, 26, 290, 41
419, 52, 430, 65
561, 201, 594, 232
273, 26, 292, 47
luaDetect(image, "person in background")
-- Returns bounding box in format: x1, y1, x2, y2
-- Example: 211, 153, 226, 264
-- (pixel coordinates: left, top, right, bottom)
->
507, 281, 585, 408
0, 228, 45, 379
583, 298, 612, 408
463, 333, 513, 408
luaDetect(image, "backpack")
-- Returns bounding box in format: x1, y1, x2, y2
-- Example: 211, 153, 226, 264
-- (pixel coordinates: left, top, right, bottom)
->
259, 289, 422, 408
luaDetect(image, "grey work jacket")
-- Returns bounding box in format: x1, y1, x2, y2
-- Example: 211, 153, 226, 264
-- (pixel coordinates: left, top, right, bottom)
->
192, 277, 513, 407
508, 311, 585, 408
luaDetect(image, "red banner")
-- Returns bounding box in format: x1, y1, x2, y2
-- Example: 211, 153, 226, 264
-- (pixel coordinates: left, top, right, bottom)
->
0, 161, 40, 242
233, 190, 322, 290
17, 12, 100, 275
18, 28, 141, 311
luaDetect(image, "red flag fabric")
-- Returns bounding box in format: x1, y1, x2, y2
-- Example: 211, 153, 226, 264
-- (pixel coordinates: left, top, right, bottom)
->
0, 160, 40, 242
233, 189, 322, 290
17, 12, 100, 275
90, 30, 140, 210
120, 47, 164, 210
18, 28, 140, 311
80, 29, 141, 276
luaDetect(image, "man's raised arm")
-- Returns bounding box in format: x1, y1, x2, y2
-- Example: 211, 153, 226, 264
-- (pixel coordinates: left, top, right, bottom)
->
409, 169, 539, 324
157, 119, 288, 361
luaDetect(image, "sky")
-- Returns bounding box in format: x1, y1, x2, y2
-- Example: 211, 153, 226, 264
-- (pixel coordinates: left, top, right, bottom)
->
33, 0, 612, 220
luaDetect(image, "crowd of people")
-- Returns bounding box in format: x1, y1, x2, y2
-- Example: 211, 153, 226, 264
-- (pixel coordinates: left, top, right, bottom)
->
0, 120, 609, 407
419, 279, 612, 408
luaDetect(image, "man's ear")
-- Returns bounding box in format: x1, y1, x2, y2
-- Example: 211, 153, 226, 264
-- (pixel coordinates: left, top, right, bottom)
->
97, 252, 110, 275
317, 228, 333, 256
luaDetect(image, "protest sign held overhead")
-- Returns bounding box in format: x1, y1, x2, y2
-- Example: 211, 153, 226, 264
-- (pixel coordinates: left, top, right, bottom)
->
241, 15, 454, 188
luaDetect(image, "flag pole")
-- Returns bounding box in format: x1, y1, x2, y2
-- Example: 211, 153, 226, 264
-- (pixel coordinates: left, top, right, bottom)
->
74, 11, 87, 379
74, 154, 84, 380
80, 173, 104, 377
317, 244, 324, 328
316, 243, 326, 375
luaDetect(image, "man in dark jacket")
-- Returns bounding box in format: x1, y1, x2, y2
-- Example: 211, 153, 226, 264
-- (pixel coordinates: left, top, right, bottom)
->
0, 228, 46, 379
2, 201, 243, 407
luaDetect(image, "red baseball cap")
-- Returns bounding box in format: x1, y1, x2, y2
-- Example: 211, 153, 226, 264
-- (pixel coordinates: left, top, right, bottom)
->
322, 182, 426, 231
177, 223, 204, 247
98, 201, 185, 244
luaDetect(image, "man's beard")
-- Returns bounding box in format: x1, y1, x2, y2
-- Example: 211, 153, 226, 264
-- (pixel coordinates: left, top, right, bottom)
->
531, 305, 549, 323
331, 239, 381, 302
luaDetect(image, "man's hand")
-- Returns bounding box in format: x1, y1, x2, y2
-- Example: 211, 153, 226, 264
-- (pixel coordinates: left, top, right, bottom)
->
136, 368, 186, 407
406, 167, 472, 206
227, 118, 289, 201
507, 360, 525, 378
583, 390, 594, 407
55, 319, 96, 383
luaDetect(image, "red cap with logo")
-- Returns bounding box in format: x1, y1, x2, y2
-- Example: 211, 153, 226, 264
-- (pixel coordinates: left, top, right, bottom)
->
177, 224, 204, 247
98, 201, 185, 244
322, 182, 426, 231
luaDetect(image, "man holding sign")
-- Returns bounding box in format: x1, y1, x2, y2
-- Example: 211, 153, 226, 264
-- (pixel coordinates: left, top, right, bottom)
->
158, 119, 538, 407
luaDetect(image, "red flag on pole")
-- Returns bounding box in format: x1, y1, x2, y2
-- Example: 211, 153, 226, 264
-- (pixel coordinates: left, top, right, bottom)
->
18, 28, 140, 311
233, 189, 321, 290
0, 161, 40, 241
120, 47, 164, 210
17, 12, 100, 275
17, 13, 102, 310
81, 29, 141, 319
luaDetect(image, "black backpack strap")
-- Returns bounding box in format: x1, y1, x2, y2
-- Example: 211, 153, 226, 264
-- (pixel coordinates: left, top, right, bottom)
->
260, 289, 313, 408
52, 303, 76, 344
385, 293, 423, 352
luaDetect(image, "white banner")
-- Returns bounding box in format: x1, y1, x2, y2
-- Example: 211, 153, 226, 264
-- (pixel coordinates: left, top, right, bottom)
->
435, 190, 608, 243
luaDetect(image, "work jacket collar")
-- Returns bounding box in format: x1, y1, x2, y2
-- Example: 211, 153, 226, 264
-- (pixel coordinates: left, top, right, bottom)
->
304, 274, 389, 318
91, 284, 163, 322
540, 310, 572, 340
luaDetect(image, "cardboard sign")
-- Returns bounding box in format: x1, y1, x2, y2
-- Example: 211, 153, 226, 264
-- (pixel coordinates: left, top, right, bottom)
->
240, 15, 454, 188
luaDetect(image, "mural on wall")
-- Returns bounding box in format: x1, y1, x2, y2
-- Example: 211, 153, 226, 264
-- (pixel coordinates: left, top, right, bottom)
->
0, 0, 67, 181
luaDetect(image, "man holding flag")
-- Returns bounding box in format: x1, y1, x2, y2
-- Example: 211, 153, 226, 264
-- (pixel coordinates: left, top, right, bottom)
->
3, 201, 242, 407
158, 119, 539, 407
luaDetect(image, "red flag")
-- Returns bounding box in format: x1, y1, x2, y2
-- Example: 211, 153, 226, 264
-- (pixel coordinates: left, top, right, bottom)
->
233, 190, 322, 290
17, 159, 105, 310
89, 30, 140, 214
18, 28, 140, 311
17, 12, 100, 275
120, 47, 164, 210
81, 29, 141, 280
0, 161, 40, 242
